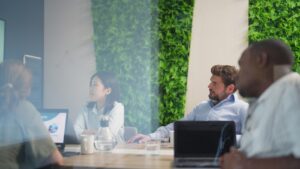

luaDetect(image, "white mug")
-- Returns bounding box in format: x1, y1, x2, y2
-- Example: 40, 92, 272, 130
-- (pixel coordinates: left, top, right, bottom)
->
80, 134, 95, 154
169, 130, 174, 147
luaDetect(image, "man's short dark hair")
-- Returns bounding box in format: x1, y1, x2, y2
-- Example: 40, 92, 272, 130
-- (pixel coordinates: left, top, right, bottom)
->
249, 39, 294, 65
211, 65, 239, 89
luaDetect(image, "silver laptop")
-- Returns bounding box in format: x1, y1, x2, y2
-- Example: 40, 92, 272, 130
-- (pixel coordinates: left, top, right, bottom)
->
39, 109, 68, 152
173, 121, 236, 168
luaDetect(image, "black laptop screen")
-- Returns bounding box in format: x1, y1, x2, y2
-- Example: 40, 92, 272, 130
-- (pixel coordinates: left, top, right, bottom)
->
174, 121, 236, 158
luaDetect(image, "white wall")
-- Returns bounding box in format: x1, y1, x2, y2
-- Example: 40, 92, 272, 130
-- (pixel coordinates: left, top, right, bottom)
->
44, 0, 96, 122
185, 0, 248, 114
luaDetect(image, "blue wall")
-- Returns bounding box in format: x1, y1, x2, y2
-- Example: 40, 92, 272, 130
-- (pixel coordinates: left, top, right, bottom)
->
0, 0, 44, 108
0, 0, 44, 60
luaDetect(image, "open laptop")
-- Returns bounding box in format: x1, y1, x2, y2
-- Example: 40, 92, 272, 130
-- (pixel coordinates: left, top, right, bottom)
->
173, 121, 236, 168
39, 109, 68, 152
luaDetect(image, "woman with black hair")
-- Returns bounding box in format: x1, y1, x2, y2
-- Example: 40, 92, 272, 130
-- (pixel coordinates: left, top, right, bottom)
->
74, 71, 125, 143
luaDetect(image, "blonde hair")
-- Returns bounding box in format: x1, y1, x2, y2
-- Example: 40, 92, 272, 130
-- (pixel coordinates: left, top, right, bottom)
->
0, 61, 32, 113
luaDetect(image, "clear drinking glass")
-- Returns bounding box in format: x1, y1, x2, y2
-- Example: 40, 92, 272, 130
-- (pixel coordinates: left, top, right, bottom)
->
145, 139, 161, 155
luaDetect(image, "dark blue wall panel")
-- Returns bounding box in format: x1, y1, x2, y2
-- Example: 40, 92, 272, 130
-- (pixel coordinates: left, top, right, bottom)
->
0, 0, 44, 108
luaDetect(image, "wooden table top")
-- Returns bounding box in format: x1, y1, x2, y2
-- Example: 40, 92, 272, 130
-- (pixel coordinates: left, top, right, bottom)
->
61, 143, 174, 169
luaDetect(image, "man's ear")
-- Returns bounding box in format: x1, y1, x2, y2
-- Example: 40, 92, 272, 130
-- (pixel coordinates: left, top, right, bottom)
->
226, 84, 235, 94
256, 52, 269, 67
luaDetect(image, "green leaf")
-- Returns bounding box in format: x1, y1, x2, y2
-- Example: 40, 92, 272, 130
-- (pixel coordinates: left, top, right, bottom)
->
249, 0, 300, 73
92, 0, 194, 132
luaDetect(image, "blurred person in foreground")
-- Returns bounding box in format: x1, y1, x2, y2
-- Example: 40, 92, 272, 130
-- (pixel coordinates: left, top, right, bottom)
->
0, 61, 63, 169
221, 39, 300, 169
128, 65, 249, 143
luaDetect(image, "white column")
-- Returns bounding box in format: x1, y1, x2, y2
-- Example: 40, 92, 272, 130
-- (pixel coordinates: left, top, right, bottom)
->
185, 0, 248, 114
44, 0, 96, 121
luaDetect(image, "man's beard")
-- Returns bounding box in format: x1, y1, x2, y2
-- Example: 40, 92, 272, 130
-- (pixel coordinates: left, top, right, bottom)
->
208, 90, 227, 105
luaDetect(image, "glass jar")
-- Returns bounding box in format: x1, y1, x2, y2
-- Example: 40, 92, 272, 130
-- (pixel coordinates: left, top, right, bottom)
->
94, 116, 117, 151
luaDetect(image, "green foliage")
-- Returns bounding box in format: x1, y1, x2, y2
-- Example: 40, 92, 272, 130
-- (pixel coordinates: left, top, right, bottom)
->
157, 0, 194, 125
249, 0, 300, 72
91, 0, 194, 133
92, 0, 159, 133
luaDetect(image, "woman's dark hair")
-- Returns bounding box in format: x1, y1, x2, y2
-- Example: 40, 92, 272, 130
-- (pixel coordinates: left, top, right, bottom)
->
87, 71, 120, 114
0, 61, 32, 114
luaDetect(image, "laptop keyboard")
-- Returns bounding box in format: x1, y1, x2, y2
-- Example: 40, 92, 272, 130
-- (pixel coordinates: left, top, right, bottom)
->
174, 158, 220, 168
62, 151, 80, 157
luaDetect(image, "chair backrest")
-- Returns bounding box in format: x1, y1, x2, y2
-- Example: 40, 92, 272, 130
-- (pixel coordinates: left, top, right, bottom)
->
124, 126, 138, 141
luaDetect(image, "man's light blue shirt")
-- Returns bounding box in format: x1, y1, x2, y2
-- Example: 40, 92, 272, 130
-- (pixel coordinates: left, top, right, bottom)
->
149, 93, 248, 139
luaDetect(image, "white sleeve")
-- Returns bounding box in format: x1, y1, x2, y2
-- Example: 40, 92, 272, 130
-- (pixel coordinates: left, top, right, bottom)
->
149, 122, 174, 140
148, 104, 200, 139
284, 85, 300, 157
107, 102, 124, 138
73, 108, 87, 141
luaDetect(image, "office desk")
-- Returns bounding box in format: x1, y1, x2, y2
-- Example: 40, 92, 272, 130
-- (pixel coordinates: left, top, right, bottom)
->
61, 144, 174, 169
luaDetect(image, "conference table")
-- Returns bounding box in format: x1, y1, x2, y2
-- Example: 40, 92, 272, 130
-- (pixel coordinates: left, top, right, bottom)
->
61, 143, 174, 169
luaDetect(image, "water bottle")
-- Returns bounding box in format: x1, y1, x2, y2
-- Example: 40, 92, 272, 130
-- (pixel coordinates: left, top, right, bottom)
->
94, 116, 117, 151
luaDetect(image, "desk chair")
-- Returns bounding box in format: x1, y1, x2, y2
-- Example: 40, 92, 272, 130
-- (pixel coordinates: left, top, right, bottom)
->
124, 126, 138, 142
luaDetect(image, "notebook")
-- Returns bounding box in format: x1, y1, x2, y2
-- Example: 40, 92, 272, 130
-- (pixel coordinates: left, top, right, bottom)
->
39, 109, 68, 152
173, 121, 236, 168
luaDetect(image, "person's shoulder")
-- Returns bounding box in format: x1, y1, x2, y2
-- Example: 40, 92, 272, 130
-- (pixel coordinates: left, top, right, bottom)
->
264, 72, 300, 97
283, 72, 300, 85
192, 100, 211, 110
15, 100, 41, 122
113, 101, 124, 110
233, 94, 248, 104
109, 102, 124, 116
202, 99, 210, 103
15, 100, 39, 115
236, 98, 249, 107
230, 94, 249, 112
278, 73, 300, 99
17, 99, 35, 108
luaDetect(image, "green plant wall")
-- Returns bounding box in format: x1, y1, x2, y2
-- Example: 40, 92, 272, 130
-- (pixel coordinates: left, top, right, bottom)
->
91, 0, 194, 133
249, 0, 300, 72
157, 0, 194, 125
92, 0, 159, 133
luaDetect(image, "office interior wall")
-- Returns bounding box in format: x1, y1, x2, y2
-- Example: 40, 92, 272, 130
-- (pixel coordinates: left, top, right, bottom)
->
0, 0, 44, 61
44, 0, 96, 126
185, 0, 248, 114
0, 0, 44, 108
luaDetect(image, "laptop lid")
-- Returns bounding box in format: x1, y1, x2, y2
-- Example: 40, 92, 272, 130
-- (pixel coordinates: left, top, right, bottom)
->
174, 121, 236, 158
39, 109, 68, 150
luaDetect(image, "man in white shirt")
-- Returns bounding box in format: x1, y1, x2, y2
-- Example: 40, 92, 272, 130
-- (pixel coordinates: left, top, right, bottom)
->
222, 39, 300, 169
128, 65, 248, 143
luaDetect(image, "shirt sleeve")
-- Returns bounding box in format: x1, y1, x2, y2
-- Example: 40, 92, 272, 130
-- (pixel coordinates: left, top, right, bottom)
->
149, 123, 174, 140
73, 107, 87, 141
182, 106, 199, 121
282, 84, 300, 157
149, 102, 209, 139
107, 102, 124, 141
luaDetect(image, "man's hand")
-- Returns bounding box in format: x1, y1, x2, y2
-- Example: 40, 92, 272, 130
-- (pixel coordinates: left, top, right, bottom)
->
127, 134, 151, 144
221, 147, 247, 169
